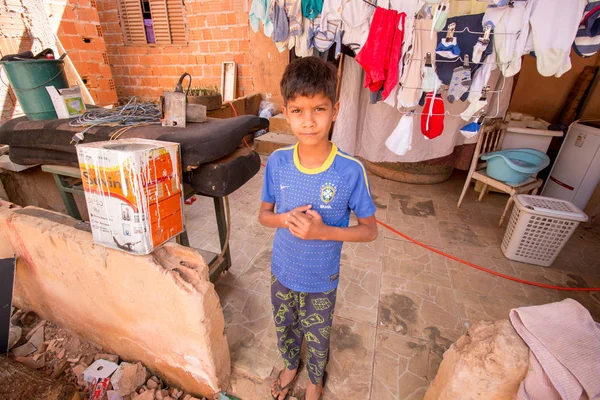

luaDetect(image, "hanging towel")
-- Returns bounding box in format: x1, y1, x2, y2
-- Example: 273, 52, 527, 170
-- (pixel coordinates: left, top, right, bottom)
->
320, 0, 343, 32
341, 0, 375, 52
385, 113, 414, 155
398, 19, 437, 108
529, 0, 587, 77
270, 0, 289, 42
383, 12, 406, 100
303, 0, 324, 20
250, 0, 274, 36
574, 0, 600, 57
355, 7, 404, 93
510, 299, 600, 400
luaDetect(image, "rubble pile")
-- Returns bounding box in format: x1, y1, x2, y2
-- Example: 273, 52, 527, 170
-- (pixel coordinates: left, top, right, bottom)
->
7, 308, 212, 400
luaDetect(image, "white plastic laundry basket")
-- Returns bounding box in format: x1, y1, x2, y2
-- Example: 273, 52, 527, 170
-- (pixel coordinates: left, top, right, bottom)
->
501, 195, 588, 267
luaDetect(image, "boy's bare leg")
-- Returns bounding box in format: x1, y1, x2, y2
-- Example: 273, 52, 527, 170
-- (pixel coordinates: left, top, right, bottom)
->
304, 380, 323, 400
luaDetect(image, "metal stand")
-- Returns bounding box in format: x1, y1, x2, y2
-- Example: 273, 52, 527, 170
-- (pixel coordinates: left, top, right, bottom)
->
41, 165, 231, 282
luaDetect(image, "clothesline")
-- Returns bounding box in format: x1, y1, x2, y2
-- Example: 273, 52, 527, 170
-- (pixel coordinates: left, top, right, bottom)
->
395, 97, 501, 119
412, 26, 521, 36
393, 72, 507, 119
406, 56, 510, 65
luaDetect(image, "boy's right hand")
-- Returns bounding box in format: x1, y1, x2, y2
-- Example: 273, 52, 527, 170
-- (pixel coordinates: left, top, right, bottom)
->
281, 205, 313, 227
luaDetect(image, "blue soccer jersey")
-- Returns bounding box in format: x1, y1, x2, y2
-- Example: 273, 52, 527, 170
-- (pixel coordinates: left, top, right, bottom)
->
261, 142, 376, 293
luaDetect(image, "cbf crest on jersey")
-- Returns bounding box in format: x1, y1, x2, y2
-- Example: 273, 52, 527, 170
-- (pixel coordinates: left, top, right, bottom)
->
320, 183, 337, 204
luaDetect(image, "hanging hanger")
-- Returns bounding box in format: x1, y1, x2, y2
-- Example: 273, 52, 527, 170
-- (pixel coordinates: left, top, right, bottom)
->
360, 0, 376, 7
463, 54, 470, 68
477, 112, 487, 125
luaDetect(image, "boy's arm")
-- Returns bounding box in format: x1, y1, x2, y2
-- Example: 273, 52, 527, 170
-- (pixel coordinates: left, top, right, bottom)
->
287, 210, 378, 242
258, 201, 312, 229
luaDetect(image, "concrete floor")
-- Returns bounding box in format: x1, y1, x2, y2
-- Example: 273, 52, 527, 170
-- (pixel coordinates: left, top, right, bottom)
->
184, 164, 600, 400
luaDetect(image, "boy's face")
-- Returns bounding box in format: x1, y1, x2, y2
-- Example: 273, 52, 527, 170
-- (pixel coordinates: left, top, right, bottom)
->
282, 93, 339, 147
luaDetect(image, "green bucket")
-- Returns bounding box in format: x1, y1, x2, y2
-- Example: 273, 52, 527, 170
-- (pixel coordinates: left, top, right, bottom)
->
1, 59, 69, 120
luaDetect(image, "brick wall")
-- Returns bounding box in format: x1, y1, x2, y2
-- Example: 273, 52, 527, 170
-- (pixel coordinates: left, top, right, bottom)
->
46, 0, 119, 106
97, 0, 267, 102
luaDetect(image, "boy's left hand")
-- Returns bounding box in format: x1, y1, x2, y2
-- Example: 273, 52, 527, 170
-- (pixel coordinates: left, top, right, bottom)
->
286, 209, 327, 240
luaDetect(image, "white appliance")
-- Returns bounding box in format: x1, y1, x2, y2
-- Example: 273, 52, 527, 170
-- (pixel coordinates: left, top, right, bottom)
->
502, 112, 563, 152
542, 122, 600, 210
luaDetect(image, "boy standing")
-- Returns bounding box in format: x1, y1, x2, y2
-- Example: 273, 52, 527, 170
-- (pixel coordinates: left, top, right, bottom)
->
258, 57, 378, 400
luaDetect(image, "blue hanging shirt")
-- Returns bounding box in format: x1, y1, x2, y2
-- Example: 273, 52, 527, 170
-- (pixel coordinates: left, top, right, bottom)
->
261, 142, 376, 293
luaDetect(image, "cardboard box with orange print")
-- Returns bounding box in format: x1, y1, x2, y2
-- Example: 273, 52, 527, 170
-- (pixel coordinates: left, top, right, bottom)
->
77, 139, 184, 255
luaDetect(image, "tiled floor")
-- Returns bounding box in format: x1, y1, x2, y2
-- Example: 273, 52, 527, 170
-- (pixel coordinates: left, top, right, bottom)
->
184, 162, 600, 400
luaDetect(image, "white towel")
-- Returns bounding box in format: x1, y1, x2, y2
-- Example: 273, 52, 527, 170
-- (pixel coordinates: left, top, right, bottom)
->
510, 299, 600, 400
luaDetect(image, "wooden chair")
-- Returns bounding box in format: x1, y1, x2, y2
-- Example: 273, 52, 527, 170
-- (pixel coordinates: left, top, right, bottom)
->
457, 118, 543, 227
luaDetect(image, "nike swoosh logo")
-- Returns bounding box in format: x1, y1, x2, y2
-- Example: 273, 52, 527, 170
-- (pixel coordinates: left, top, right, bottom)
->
280, 185, 290, 189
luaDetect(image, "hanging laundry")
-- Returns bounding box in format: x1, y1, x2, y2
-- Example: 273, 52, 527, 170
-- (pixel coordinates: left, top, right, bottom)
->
435, 38, 461, 58
291, 17, 313, 57
471, 37, 488, 63
421, 93, 444, 139
287, 0, 304, 36
447, 0, 487, 18
398, 19, 437, 108
447, 64, 471, 103
250, 0, 274, 37
385, 113, 414, 156
574, 1, 600, 57
503, 0, 537, 77
303, 0, 324, 20
460, 97, 487, 121
467, 50, 496, 103
320, 0, 343, 31
529, 0, 587, 77
483, 1, 528, 76
431, 2, 450, 36
309, 17, 343, 57
383, 12, 406, 100
341, 0, 376, 52
422, 62, 442, 93
355, 7, 406, 98
459, 121, 480, 138
385, 0, 423, 109
435, 13, 493, 85
270, 0, 290, 42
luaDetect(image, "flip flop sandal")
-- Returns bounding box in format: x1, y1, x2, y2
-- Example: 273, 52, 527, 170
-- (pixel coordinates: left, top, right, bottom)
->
272, 360, 304, 400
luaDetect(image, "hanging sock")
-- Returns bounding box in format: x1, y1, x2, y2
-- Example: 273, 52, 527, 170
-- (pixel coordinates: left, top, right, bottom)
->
435, 38, 460, 58
421, 64, 442, 93
386, 113, 414, 156
459, 121, 481, 138
421, 93, 444, 139
447, 65, 471, 103
460, 98, 487, 121
472, 38, 489, 63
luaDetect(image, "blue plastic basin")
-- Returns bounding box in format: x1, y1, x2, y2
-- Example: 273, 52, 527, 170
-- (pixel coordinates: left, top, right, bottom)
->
480, 148, 550, 185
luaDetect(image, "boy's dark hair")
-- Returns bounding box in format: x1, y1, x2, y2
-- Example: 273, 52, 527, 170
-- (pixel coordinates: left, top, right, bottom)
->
280, 57, 338, 105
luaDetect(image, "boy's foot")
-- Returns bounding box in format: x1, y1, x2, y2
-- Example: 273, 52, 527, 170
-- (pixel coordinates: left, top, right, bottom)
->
304, 380, 324, 400
271, 366, 300, 400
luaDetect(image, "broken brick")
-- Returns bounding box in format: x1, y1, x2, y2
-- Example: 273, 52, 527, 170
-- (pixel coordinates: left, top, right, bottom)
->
111, 362, 148, 396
